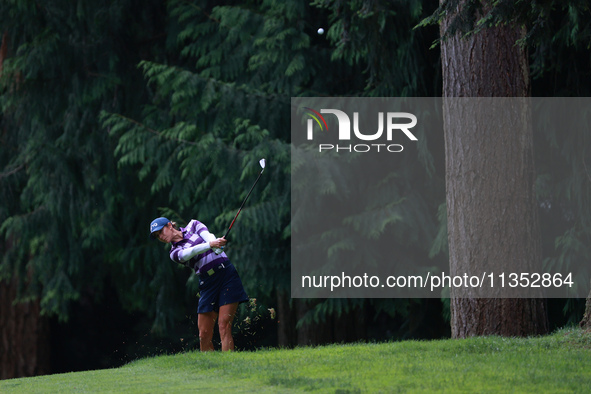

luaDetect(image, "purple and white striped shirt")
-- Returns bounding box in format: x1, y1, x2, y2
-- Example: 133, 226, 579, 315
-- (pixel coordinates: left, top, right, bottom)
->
169, 219, 228, 273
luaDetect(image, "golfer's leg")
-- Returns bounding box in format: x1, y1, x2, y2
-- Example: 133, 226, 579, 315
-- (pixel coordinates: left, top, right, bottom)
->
218, 302, 239, 351
198, 311, 217, 351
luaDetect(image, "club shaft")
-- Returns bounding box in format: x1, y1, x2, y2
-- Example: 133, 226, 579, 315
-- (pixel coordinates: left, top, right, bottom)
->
223, 169, 264, 238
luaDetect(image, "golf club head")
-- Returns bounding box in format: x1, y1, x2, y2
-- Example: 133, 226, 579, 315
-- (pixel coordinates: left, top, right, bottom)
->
259, 158, 266, 172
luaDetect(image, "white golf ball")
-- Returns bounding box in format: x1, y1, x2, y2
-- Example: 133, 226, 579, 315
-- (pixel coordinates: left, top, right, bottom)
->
317, 28, 324, 35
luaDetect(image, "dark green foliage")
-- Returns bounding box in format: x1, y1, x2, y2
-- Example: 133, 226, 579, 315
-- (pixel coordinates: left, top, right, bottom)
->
0, 0, 176, 327
422, 0, 591, 48
314, 0, 440, 95
1, 0, 590, 358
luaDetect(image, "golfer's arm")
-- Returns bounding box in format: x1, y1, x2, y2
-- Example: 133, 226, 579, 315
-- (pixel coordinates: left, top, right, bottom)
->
177, 231, 217, 262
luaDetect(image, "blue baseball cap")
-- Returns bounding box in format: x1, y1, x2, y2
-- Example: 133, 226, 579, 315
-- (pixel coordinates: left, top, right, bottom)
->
150, 217, 170, 239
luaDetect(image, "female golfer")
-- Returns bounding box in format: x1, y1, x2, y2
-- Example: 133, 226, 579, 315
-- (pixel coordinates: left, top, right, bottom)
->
149, 217, 249, 351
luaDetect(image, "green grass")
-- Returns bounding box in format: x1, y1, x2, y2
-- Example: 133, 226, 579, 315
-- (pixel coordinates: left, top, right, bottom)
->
2, 328, 590, 393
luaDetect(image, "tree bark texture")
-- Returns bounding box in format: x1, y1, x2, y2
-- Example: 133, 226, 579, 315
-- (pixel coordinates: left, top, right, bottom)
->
0, 278, 51, 379
440, 1, 548, 337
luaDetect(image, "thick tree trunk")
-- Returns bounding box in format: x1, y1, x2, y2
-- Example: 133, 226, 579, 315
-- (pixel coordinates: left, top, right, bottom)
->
0, 278, 51, 379
440, 1, 548, 337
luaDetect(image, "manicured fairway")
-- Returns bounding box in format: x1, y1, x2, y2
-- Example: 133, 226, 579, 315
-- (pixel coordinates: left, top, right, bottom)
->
1, 328, 589, 393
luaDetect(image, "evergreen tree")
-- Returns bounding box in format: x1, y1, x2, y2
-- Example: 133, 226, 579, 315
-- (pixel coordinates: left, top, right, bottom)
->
0, 0, 180, 376
424, 0, 591, 334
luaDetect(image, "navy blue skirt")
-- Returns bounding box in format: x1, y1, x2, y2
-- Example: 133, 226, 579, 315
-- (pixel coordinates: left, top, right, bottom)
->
197, 262, 249, 313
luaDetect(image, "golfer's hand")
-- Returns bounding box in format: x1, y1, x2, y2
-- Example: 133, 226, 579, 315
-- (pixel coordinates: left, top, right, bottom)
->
210, 238, 227, 249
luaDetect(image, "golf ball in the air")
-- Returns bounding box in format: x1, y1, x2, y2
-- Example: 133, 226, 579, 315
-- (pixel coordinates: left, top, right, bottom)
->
317, 28, 324, 35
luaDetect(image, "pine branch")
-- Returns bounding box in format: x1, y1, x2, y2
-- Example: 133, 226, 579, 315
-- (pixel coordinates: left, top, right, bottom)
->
108, 113, 198, 146
0, 163, 25, 179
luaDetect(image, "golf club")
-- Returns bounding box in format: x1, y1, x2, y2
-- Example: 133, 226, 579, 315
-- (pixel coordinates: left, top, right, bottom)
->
215, 158, 266, 253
